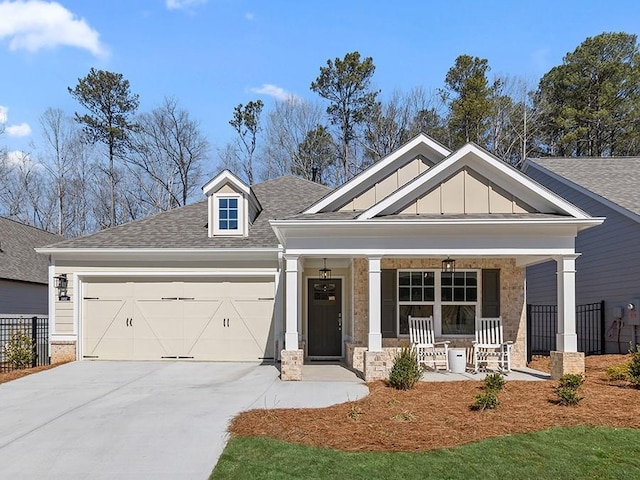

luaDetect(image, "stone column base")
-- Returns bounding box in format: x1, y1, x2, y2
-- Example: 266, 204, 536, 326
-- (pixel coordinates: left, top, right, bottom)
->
280, 349, 304, 381
550, 351, 585, 380
364, 349, 393, 382
51, 341, 77, 363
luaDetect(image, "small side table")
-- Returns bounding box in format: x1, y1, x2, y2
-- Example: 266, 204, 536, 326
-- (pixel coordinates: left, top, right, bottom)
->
448, 348, 467, 373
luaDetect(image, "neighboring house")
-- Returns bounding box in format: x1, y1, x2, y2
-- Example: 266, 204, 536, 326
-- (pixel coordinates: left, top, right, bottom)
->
37, 134, 603, 379
0, 217, 60, 315
523, 157, 640, 354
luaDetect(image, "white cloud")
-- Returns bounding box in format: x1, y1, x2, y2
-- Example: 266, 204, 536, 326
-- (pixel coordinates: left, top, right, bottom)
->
0, 0, 107, 57
6, 122, 31, 137
244, 12, 255, 21
0, 105, 7, 123
250, 84, 298, 102
166, 0, 207, 10
5, 150, 31, 166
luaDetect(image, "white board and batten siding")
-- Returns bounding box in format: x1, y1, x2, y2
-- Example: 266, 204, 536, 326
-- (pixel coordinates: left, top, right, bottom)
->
526, 167, 640, 352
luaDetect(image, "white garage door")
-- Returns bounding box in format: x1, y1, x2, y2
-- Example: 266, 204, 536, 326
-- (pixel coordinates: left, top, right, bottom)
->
82, 277, 275, 361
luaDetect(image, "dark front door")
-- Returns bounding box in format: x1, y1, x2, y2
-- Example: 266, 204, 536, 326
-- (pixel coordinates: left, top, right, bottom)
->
308, 278, 342, 357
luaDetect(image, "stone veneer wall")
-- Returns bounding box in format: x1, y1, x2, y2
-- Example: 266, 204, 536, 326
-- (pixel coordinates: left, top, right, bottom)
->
348, 257, 526, 379
280, 349, 304, 380
550, 351, 585, 379
51, 341, 77, 363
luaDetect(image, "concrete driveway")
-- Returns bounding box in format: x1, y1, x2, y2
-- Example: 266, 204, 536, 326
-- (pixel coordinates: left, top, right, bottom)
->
0, 361, 368, 480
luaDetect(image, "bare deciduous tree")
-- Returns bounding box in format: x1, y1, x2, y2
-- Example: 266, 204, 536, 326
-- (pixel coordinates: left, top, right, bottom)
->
38, 108, 83, 235
129, 97, 209, 212
259, 97, 331, 180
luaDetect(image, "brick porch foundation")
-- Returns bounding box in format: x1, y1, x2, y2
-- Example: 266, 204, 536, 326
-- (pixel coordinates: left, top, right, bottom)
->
280, 349, 304, 381
51, 341, 76, 363
550, 351, 585, 380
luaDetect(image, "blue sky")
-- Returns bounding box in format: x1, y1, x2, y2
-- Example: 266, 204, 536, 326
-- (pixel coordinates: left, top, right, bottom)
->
1, 0, 639, 170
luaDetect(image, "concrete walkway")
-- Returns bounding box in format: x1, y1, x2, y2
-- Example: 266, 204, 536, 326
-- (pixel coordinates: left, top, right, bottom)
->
0, 361, 368, 480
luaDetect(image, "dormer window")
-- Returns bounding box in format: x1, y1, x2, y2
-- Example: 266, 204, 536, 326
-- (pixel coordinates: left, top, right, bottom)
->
219, 197, 238, 230
213, 193, 244, 235
203, 170, 261, 238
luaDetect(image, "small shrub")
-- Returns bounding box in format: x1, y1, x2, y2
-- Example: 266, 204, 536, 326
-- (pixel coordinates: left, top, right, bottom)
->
471, 391, 499, 411
3, 329, 35, 369
606, 362, 630, 382
555, 387, 583, 406
628, 351, 640, 387
558, 373, 584, 390
555, 373, 584, 406
628, 342, 640, 354
391, 411, 417, 422
347, 404, 362, 421
388, 347, 422, 390
484, 372, 506, 392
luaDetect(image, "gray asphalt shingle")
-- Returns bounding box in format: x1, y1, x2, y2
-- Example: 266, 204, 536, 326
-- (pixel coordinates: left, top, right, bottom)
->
0, 217, 61, 284
43, 176, 331, 250
530, 157, 640, 216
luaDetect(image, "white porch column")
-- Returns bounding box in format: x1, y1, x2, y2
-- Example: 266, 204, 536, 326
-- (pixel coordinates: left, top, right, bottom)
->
284, 254, 300, 351
368, 256, 382, 351
556, 254, 579, 352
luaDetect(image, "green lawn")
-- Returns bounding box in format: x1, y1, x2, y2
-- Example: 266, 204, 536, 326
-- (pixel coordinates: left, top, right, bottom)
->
211, 426, 640, 479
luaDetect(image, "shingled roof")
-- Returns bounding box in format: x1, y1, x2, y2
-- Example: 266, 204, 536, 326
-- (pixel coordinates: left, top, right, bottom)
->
43, 176, 331, 250
0, 217, 61, 284
529, 157, 640, 217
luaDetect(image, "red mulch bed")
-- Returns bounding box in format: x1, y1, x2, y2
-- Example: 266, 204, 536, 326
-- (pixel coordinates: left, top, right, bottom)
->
0, 362, 67, 384
229, 354, 640, 452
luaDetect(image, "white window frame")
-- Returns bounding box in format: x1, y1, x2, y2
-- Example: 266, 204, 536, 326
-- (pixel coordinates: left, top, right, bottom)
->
439, 269, 480, 337
213, 193, 244, 236
397, 269, 436, 337
396, 269, 480, 338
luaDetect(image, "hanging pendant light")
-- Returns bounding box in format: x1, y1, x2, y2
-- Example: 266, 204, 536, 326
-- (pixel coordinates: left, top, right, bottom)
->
319, 258, 332, 280
442, 257, 456, 273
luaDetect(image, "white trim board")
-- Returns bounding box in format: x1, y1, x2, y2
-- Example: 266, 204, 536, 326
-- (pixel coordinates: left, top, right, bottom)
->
360, 143, 593, 220
304, 134, 451, 214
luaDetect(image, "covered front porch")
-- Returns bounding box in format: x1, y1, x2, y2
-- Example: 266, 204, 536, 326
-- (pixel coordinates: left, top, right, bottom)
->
270, 138, 602, 382
279, 252, 583, 382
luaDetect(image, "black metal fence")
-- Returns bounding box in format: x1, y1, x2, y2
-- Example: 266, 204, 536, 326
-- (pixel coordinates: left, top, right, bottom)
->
0, 316, 49, 372
527, 301, 605, 362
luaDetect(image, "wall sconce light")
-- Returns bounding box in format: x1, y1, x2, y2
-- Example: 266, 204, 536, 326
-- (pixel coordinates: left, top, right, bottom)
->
319, 258, 332, 280
442, 257, 456, 273
54, 273, 70, 301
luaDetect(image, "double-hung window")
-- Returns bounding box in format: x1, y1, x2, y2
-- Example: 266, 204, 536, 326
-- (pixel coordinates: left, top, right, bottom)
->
397, 269, 479, 336
214, 194, 243, 235
398, 271, 435, 335
440, 271, 477, 335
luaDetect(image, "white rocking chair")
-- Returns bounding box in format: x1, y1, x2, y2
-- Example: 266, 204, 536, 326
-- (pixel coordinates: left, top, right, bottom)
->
409, 316, 450, 371
473, 317, 513, 373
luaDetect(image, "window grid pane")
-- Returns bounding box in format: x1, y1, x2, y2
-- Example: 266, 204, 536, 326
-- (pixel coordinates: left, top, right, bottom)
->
441, 272, 477, 303
397, 270, 478, 337
218, 197, 239, 231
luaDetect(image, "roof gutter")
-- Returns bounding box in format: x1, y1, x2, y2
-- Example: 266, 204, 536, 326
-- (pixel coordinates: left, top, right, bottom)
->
270, 217, 605, 228
35, 247, 281, 261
